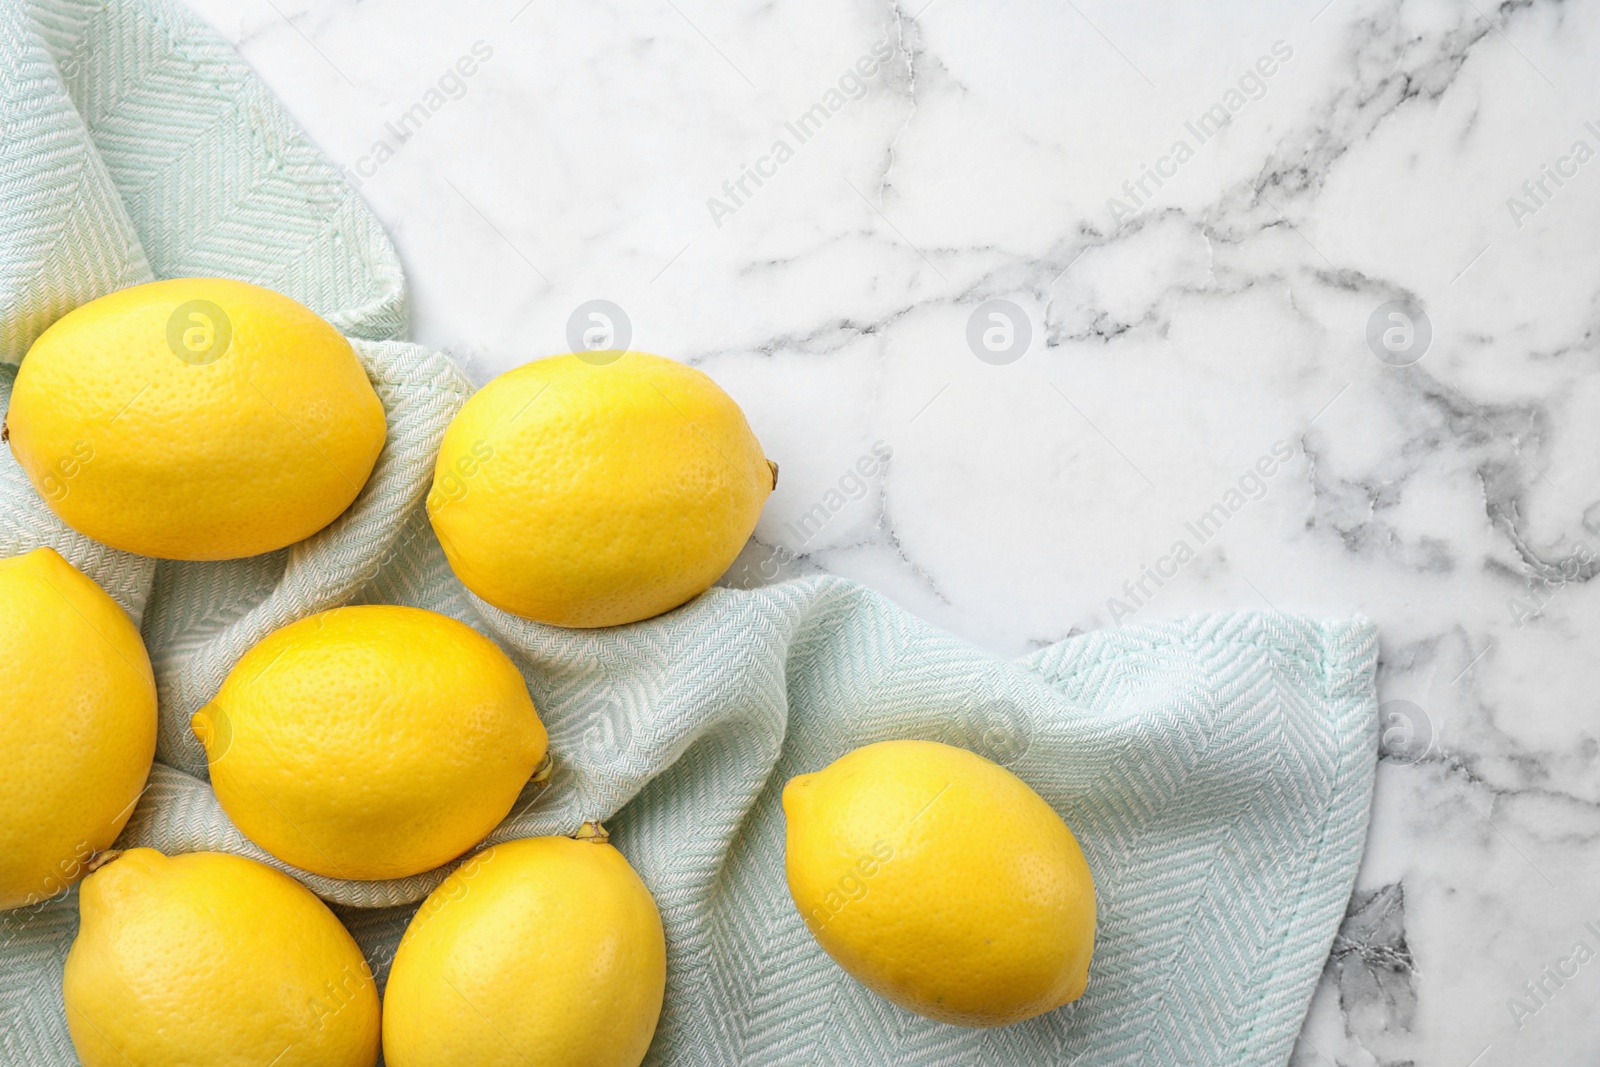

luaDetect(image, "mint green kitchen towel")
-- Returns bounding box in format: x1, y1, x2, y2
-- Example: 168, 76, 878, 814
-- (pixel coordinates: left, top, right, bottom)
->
0, 1, 1380, 1064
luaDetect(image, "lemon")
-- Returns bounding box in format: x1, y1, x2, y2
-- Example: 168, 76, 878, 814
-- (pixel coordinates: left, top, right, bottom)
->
193, 605, 548, 880
0, 547, 156, 910
6, 277, 386, 560
64, 848, 379, 1067
783, 739, 1096, 1027
383, 826, 666, 1067
427, 350, 775, 627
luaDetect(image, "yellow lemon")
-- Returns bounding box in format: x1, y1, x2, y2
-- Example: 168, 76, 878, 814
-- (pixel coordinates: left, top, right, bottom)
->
783, 739, 1096, 1027
64, 848, 379, 1067
6, 277, 386, 560
0, 547, 155, 910
193, 605, 548, 880
383, 826, 666, 1067
427, 350, 774, 627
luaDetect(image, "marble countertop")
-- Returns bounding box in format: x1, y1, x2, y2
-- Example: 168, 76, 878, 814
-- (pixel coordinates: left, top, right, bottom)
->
183, 0, 1600, 1062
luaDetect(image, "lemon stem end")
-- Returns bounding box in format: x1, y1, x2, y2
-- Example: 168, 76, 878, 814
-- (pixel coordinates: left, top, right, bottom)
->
530, 751, 554, 785
85, 849, 123, 874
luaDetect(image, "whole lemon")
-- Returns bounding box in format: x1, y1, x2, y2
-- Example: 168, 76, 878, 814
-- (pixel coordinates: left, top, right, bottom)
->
193, 605, 548, 880
64, 848, 379, 1067
6, 277, 386, 560
0, 547, 155, 910
383, 827, 666, 1067
427, 350, 774, 627
783, 740, 1096, 1027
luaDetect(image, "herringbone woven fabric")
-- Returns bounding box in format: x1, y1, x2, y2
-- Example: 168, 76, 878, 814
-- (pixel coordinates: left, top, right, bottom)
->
0, 1, 1379, 1064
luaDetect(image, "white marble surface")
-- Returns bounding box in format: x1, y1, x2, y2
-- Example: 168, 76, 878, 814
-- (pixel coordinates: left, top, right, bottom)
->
182, 0, 1600, 1062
